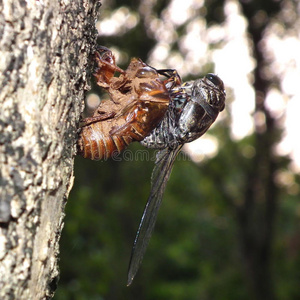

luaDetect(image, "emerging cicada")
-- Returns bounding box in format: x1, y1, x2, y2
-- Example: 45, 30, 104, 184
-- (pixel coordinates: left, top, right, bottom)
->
77, 46, 171, 160
127, 70, 226, 285
77, 46, 226, 286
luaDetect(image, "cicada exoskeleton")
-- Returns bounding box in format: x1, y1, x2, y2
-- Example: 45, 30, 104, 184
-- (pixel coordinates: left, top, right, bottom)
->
77, 47, 171, 160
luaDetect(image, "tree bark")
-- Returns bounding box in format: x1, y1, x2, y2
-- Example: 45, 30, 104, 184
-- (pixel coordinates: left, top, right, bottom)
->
0, 0, 100, 299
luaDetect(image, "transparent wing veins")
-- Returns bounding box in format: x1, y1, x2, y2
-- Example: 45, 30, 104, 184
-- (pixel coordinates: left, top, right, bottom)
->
127, 145, 183, 286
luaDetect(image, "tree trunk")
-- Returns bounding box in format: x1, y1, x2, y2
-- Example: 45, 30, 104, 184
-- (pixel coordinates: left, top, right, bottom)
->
0, 0, 100, 299
237, 1, 281, 299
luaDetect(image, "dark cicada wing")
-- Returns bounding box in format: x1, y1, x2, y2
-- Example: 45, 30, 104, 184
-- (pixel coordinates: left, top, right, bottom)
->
127, 145, 183, 286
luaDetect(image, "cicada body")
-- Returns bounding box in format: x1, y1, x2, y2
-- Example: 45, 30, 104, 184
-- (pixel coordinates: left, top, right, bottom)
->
141, 73, 226, 149
127, 72, 226, 285
77, 47, 171, 160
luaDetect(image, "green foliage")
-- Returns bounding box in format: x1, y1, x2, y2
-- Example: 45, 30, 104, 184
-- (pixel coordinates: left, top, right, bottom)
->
56, 145, 247, 300
56, 142, 300, 300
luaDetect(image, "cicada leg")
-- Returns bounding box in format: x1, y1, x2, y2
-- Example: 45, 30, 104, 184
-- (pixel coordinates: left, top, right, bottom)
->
80, 111, 116, 127
156, 69, 182, 90
96, 46, 115, 66
93, 47, 125, 87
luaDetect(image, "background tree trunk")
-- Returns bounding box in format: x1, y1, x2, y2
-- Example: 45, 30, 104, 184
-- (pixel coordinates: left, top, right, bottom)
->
237, 2, 281, 299
0, 0, 100, 299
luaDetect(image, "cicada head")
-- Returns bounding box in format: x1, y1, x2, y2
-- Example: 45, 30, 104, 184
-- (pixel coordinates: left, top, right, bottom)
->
192, 74, 226, 112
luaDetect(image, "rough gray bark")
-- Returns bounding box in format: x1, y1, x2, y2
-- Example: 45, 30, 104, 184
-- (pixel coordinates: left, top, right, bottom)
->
0, 0, 100, 299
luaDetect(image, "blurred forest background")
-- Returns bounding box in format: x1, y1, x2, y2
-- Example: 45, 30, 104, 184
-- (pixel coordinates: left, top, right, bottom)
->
55, 0, 300, 299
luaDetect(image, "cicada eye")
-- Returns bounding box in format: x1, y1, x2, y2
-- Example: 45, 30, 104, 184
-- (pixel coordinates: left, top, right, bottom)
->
205, 73, 224, 89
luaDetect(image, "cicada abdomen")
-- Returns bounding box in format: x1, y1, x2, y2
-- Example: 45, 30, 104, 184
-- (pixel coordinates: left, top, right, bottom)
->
77, 47, 171, 160
77, 114, 133, 160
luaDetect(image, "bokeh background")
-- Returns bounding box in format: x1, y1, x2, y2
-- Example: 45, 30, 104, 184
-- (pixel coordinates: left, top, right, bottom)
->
54, 0, 300, 299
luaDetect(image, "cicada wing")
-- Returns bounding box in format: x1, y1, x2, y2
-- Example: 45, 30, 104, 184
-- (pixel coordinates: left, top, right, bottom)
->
127, 145, 183, 286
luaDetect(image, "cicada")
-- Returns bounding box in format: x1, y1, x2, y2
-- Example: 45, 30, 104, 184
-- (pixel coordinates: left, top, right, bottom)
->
127, 70, 226, 285
77, 46, 171, 160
